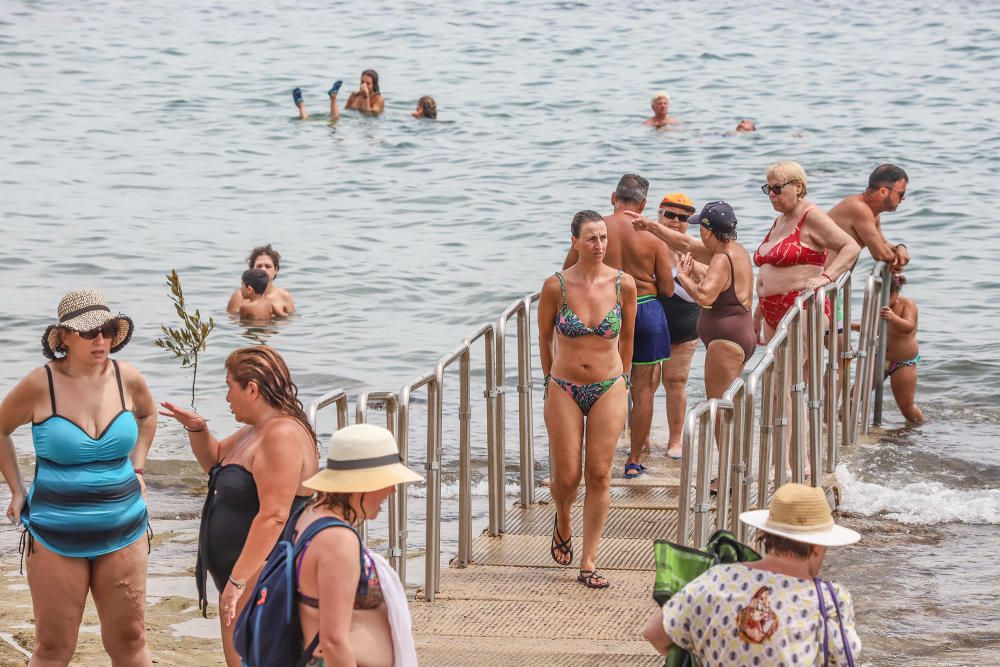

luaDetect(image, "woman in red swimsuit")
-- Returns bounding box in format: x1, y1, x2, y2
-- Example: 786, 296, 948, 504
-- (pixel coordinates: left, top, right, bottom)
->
754, 161, 859, 343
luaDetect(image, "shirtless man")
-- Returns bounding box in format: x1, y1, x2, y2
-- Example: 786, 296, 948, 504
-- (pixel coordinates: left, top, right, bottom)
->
827, 164, 910, 272
226, 244, 295, 316
644, 92, 679, 129
564, 174, 673, 478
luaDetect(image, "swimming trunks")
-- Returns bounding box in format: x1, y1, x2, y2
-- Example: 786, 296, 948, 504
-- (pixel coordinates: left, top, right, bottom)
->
885, 354, 920, 379
294, 518, 383, 611
753, 208, 828, 268
633, 294, 671, 364
697, 254, 756, 361
196, 462, 311, 615
554, 271, 622, 339
544, 374, 630, 416
25, 361, 147, 559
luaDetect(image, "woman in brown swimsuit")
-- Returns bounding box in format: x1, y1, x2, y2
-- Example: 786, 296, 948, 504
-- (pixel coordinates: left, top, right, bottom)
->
676, 201, 756, 399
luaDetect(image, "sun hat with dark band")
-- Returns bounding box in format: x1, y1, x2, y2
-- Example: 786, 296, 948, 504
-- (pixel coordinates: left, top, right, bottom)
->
304, 424, 424, 493
739, 483, 860, 547
42, 289, 135, 360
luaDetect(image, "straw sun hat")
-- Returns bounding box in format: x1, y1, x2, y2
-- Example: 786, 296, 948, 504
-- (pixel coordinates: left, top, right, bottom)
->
304, 424, 424, 493
42, 289, 134, 360
739, 483, 860, 547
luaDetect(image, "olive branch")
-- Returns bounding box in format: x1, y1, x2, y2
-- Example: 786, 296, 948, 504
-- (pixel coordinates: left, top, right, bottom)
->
153, 270, 215, 407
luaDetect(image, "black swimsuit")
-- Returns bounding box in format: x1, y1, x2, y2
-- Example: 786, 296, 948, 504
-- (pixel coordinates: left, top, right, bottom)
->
195, 463, 311, 615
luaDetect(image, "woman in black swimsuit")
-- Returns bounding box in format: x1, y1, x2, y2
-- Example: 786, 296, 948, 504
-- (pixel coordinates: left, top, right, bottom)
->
160, 346, 318, 667
675, 202, 756, 400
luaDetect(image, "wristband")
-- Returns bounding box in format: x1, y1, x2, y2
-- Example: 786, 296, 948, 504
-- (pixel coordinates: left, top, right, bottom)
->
133, 468, 144, 476
229, 576, 247, 590
820, 272, 833, 283
184, 424, 206, 433
895, 243, 907, 250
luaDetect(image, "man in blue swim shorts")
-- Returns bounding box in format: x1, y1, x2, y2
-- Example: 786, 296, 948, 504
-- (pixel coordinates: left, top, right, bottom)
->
566, 174, 674, 478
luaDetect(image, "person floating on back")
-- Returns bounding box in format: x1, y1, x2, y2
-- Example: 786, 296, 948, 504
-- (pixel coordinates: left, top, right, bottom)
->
238, 269, 274, 321
293, 69, 385, 121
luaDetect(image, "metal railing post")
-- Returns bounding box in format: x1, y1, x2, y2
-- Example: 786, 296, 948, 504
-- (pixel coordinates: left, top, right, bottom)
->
424, 373, 442, 601
714, 398, 736, 534
787, 302, 806, 483
693, 402, 717, 547
872, 263, 891, 426
355, 392, 401, 568
397, 371, 433, 591
839, 277, 854, 460
457, 348, 472, 567
493, 308, 511, 534
772, 332, 791, 490
516, 297, 536, 506
807, 291, 824, 486
306, 389, 350, 450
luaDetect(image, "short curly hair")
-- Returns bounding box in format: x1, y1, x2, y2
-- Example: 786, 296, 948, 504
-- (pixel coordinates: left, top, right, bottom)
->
248, 244, 281, 272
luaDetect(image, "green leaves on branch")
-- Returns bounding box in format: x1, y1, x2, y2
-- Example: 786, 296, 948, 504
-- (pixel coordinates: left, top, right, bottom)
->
154, 270, 215, 406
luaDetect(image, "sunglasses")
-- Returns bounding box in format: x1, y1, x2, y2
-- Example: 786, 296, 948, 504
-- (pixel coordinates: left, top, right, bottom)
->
761, 180, 798, 196
884, 187, 906, 201
78, 322, 119, 340
659, 210, 690, 222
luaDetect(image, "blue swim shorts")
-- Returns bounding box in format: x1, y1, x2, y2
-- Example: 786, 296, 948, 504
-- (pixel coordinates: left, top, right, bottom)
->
633, 294, 671, 365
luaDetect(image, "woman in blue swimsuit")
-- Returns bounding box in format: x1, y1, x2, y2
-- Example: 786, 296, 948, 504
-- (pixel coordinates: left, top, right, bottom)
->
538, 210, 637, 589
0, 289, 156, 665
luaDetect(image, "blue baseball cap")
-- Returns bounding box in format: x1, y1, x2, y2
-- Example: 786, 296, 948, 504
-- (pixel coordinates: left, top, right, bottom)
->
695, 201, 738, 238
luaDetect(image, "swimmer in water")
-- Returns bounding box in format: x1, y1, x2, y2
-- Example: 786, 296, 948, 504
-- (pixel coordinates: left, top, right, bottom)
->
226, 244, 295, 316
644, 91, 679, 128
412, 95, 437, 119
292, 69, 384, 121
237, 269, 274, 321
735, 119, 756, 133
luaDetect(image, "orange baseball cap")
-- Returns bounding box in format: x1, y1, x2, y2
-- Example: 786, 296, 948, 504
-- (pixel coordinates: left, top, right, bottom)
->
660, 192, 696, 212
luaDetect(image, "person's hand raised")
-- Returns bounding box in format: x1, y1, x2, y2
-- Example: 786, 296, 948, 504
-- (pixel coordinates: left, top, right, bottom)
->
159, 401, 207, 433
678, 252, 695, 278
624, 210, 653, 232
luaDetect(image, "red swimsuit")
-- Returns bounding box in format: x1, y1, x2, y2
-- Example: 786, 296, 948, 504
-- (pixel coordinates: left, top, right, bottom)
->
754, 209, 831, 329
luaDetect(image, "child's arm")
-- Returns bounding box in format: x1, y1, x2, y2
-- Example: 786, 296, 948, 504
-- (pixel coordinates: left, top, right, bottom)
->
881, 299, 918, 335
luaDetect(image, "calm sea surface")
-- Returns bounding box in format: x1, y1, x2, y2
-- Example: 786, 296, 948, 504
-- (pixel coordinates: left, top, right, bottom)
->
2, 1, 999, 664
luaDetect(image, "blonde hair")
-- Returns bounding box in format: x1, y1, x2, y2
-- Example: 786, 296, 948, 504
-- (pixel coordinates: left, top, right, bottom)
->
767, 161, 808, 198
651, 91, 670, 104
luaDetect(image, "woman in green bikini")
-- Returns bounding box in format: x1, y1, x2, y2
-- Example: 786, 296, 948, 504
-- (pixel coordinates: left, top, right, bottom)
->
537, 210, 637, 589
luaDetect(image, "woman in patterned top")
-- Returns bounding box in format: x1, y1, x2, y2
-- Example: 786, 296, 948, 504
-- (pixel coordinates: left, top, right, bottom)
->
643, 483, 862, 665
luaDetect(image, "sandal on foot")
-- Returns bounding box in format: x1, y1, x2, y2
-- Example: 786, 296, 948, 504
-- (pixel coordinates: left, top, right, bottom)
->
624, 462, 647, 479
550, 516, 573, 566
577, 569, 609, 589
292, 87, 304, 106
328, 80, 343, 96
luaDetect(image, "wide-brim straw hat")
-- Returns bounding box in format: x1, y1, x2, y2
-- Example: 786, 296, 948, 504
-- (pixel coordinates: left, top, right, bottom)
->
42, 289, 134, 360
739, 483, 860, 547
304, 424, 423, 493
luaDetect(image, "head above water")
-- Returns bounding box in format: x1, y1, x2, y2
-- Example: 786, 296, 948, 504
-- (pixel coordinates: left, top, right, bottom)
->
415, 95, 437, 119
241, 268, 269, 296
224, 346, 315, 444
614, 173, 649, 208
570, 209, 604, 238
736, 119, 756, 132
889, 272, 907, 294
766, 161, 808, 198
361, 69, 380, 94
248, 244, 281, 276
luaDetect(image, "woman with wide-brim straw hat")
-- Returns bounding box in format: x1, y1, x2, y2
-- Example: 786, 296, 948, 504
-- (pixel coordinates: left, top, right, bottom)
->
0, 289, 157, 665
644, 483, 862, 665
283, 423, 420, 667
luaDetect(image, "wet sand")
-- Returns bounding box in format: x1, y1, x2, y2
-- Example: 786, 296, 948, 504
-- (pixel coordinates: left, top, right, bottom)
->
0, 462, 224, 666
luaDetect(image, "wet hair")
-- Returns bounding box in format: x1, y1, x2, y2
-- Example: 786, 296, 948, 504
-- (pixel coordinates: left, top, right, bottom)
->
615, 173, 649, 205
758, 532, 814, 560
889, 273, 907, 294
241, 269, 269, 296
766, 161, 808, 198
417, 95, 437, 119
248, 244, 281, 273
362, 69, 380, 94
571, 210, 604, 238
708, 223, 738, 243
651, 91, 670, 104
867, 163, 909, 192
224, 346, 316, 447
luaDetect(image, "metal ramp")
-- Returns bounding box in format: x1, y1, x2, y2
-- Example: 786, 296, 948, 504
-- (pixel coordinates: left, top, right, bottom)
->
412, 447, 686, 666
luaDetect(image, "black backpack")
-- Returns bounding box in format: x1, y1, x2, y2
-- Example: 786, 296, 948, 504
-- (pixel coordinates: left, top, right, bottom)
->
233, 505, 363, 667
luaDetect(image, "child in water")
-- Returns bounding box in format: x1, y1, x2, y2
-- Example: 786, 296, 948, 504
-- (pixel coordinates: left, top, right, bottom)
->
238, 269, 275, 321
880, 273, 923, 423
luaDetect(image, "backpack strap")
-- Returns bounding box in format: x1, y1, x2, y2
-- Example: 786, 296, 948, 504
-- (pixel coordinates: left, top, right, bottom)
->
824, 581, 856, 667
294, 635, 321, 667
813, 577, 830, 666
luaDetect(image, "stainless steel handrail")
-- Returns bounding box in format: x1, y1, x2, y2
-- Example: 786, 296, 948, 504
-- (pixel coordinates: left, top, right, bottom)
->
871, 263, 892, 425
396, 371, 436, 591
306, 388, 350, 455
356, 392, 402, 569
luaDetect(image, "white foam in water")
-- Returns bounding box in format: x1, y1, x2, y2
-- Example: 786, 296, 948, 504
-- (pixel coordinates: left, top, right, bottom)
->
407, 478, 521, 499
836, 464, 1000, 525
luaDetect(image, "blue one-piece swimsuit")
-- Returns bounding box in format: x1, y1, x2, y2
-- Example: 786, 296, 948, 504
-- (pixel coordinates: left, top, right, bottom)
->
25, 360, 148, 559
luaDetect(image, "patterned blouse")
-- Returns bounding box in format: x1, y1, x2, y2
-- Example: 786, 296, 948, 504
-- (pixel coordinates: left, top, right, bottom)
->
661, 563, 861, 666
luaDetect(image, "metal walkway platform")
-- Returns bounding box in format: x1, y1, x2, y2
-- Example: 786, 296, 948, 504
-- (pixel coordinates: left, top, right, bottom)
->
412, 445, 685, 666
